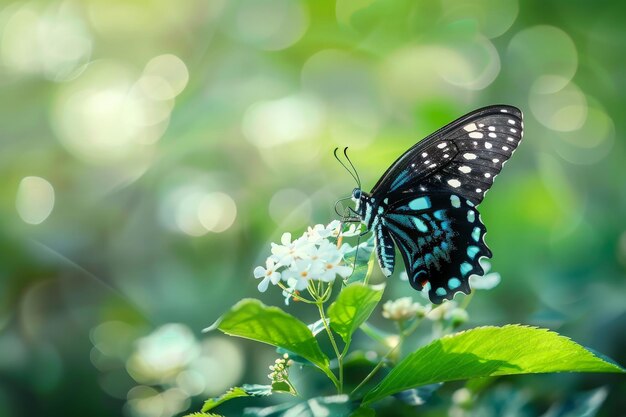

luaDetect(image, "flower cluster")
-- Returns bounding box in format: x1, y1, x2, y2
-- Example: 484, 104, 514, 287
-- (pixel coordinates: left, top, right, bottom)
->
254, 221, 359, 302
382, 297, 428, 321
267, 354, 293, 384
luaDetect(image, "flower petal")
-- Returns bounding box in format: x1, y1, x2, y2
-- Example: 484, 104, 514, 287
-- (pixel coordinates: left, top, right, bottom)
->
253, 266, 266, 278
257, 277, 270, 292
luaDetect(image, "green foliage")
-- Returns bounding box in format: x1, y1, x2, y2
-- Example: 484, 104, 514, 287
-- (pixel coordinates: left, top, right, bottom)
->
184, 413, 224, 417
363, 325, 624, 404
328, 283, 384, 344
201, 385, 272, 412
244, 395, 354, 417
209, 299, 332, 378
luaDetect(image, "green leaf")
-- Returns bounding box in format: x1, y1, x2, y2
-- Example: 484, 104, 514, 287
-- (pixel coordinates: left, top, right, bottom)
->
343, 235, 376, 284
328, 283, 384, 344
209, 299, 332, 377
202, 385, 272, 412
184, 413, 223, 417
349, 407, 376, 417
363, 325, 624, 405
245, 395, 355, 417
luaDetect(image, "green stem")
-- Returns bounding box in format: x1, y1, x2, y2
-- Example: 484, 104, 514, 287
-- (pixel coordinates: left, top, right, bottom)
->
317, 302, 343, 393
277, 282, 316, 304
350, 340, 399, 396
351, 318, 424, 397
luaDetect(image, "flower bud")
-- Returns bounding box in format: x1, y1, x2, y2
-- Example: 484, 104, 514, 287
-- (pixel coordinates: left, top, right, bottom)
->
447, 308, 469, 327
382, 297, 425, 321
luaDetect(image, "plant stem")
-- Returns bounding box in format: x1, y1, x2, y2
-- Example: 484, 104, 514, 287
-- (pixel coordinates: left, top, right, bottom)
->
350, 318, 424, 397
277, 282, 316, 304
317, 302, 343, 393
350, 339, 399, 396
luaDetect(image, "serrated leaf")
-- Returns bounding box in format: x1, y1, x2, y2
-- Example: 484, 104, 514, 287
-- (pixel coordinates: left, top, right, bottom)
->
210, 299, 331, 378
202, 385, 272, 412
184, 413, 223, 417
363, 325, 624, 405
328, 284, 384, 344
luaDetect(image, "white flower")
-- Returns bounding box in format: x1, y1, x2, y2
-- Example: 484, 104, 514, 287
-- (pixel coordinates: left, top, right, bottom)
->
382, 297, 427, 321
254, 258, 282, 292
271, 232, 314, 266
319, 253, 353, 282
283, 259, 324, 291
469, 259, 501, 290
426, 300, 456, 321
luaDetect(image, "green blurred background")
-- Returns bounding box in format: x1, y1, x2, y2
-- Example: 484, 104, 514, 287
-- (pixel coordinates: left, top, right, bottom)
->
0, 0, 624, 416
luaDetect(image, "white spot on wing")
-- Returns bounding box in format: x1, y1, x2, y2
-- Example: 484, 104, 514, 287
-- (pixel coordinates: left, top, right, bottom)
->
488, 132, 497, 138
469, 132, 483, 139
429, 163, 437, 168
502, 146, 509, 151
508, 119, 515, 125
493, 158, 500, 163
463, 153, 477, 160
448, 179, 461, 188
443, 154, 449, 158
488, 126, 495, 131
476, 188, 482, 193
422, 152, 428, 158
459, 166, 471, 173
484, 173, 491, 178
507, 137, 514, 142
463, 123, 477, 132
501, 109, 508, 113
485, 142, 492, 149
437, 143, 447, 149
510, 128, 517, 133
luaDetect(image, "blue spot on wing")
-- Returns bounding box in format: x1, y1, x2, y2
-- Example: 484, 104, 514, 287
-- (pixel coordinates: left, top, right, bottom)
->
380, 194, 492, 304
409, 197, 431, 210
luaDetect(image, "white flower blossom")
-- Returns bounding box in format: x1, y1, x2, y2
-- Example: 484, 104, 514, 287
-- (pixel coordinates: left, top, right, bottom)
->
255, 221, 357, 299
319, 253, 353, 282
271, 232, 314, 266
253, 258, 281, 292
284, 259, 324, 291
382, 297, 427, 321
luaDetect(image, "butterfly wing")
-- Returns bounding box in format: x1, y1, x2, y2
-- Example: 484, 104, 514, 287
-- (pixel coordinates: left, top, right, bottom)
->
380, 193, 492, 304
371, 105, 523, 206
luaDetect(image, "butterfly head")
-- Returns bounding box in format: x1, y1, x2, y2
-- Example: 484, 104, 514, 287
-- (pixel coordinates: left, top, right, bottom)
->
351, 187, 371, 219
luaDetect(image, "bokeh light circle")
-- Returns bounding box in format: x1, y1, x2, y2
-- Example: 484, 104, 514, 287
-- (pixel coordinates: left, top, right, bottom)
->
226, 0, 308, 51
16, 176, 55, 225
507, 25, 578, 93
529, 78, 588, 132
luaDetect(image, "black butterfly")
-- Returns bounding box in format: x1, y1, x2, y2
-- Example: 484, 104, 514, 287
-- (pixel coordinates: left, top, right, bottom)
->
338, 105, 523, 304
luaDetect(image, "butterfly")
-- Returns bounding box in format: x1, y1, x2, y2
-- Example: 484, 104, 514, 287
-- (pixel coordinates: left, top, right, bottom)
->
338, 105, 523, 304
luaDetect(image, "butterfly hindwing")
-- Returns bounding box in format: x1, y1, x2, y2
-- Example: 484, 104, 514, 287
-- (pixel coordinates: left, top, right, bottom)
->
371, 105, 523, 206
373, 221, 395, 277
380, 193, 492, 303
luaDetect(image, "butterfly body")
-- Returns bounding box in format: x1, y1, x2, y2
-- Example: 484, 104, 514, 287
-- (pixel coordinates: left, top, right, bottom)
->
349, 105, 523, 304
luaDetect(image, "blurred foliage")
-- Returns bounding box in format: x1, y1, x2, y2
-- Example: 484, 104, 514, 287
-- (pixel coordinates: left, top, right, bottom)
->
0, 0, 624, 416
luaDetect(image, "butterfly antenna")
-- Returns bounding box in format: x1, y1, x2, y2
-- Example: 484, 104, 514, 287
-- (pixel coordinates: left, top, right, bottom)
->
343, 147, 361, 188
334, 147, 360, 187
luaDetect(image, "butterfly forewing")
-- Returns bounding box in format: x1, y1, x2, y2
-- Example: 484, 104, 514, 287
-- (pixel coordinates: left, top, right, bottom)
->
371, 105, 523, 206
